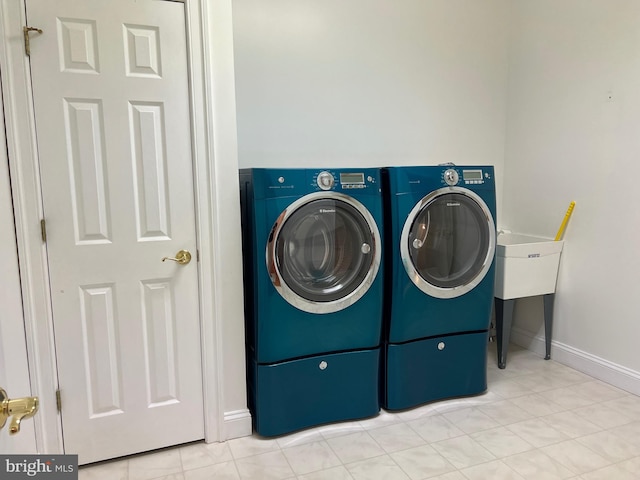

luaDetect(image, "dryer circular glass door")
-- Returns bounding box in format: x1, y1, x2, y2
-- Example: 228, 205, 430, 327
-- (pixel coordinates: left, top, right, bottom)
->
267, 192, 381, 313
400, 187, 496, 299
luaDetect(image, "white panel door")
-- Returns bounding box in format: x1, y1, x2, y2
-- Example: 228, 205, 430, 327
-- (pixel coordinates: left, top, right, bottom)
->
0, 98, 37, 454
26, 0, 204, 464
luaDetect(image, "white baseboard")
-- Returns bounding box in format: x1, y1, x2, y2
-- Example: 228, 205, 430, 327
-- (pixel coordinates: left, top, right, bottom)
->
511, 326, 640, 396
223, 409, 253, 440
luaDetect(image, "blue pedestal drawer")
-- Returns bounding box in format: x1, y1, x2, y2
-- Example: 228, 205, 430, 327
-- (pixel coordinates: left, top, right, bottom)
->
385, 331, 488, 411
249, 348, 380, 437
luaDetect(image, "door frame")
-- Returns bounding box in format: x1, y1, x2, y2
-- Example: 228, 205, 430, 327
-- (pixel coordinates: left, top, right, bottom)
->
0, 71, 37, 454
0, 0, 250, 454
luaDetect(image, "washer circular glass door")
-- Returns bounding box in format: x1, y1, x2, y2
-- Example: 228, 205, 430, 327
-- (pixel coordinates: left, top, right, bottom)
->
400, 187, 496, 299
267, 192, 381, 313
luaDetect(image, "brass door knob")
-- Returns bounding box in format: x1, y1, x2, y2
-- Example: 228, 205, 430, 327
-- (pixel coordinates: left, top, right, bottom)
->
161, 250, 192, 265
1, 387, 39, 435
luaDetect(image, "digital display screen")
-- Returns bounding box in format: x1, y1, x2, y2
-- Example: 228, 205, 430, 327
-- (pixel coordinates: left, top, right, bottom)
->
340, 173, 365, 184
463, 170, 483, 181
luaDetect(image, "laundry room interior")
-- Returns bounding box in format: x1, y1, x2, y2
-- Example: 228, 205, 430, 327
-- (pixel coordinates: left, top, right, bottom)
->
232, 0, 640, 392
2, 0, 640, 476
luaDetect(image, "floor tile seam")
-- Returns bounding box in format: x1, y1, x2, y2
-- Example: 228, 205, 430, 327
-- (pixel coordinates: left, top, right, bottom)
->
234, 450, 299, 480
536, 410, 605, 435
600, 393, 636, 403
456, 457, 522, 479
365, 433, 433, 453
387, 450, 436, 480
179, 457, 242, 478
368, 435, 436, 457
510, 397, 574, 416
476, 402, 538, 425
539, 434, 615, 467
537, 446, 614, 477
600, 397, 640, 421
534, 384, 599, 404
342, 450, 417, 479
425, 432, 468, 445
492, 417, 537, 428
618, 455, 640, 473
277, 443, 303, 478
340, 450, 390, 468
500, 388, 548, 401
501, 422, 571, 449
227, 440, 283, 461
358, 427, 386, 452
569, 409, 634, 431
452, 419, 513, 437
498, 446, 581, 476
404, 417, 468, 444
508, 366, 554, 381
512, 382, 573, 395
603, 421, 640, 441
572, 430, 640, 463
469, 427, 537, 454
365, 416, 411, 434
324, 430, 387, 467
178, 447, 231, 474
583, 459, 640, 480
230, 459, 242, 480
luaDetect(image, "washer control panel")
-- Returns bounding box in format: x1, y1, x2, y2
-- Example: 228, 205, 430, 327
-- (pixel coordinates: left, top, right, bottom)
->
442, 168, 490, 186
310, 170, 376, 191
316, 171, 335, 190
462, 169, 486, 185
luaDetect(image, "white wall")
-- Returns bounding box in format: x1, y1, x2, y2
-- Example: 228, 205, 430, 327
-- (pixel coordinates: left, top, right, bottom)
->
504, 1, 640, 376
232, 0, 509, 216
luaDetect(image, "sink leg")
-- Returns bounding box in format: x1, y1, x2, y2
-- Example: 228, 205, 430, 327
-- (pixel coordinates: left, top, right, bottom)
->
543, 293, 555, 360
494, 298, 515, 369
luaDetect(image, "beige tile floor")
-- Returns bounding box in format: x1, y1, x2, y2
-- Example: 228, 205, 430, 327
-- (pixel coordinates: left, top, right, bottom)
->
79, 345, 640, 480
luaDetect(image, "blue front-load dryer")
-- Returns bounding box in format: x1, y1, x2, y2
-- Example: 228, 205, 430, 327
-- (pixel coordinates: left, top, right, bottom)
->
239, 168, 384, 436
382, 165, 497, 410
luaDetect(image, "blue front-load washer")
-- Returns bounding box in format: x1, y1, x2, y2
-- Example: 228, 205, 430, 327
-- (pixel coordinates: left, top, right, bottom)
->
382, 165, 496, 410
239, 168, 384, 436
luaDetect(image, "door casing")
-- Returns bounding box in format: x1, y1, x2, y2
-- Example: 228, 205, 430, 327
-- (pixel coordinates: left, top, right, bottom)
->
0, 73, 37, 454
0, 0, 250, 454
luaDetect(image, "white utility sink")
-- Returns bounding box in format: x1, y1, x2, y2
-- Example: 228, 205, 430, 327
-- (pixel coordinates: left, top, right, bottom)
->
495, 233, 563, 300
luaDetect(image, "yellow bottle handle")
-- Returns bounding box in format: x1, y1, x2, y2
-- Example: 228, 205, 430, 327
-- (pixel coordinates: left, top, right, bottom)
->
554, 201, 575, 241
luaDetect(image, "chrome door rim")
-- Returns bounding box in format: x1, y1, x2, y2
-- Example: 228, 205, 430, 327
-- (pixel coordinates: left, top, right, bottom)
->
266, 191, 382, 313
400, 186, 496, 299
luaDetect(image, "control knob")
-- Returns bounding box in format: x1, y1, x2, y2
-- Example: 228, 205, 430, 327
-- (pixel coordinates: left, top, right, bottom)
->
317, 171, 335, 190
444, 169, 459, 186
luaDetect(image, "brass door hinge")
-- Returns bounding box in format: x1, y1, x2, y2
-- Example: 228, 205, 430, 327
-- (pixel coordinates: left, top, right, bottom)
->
23, 26, 43, 57
40, 219, 46, 243
55, 389, 61, 412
